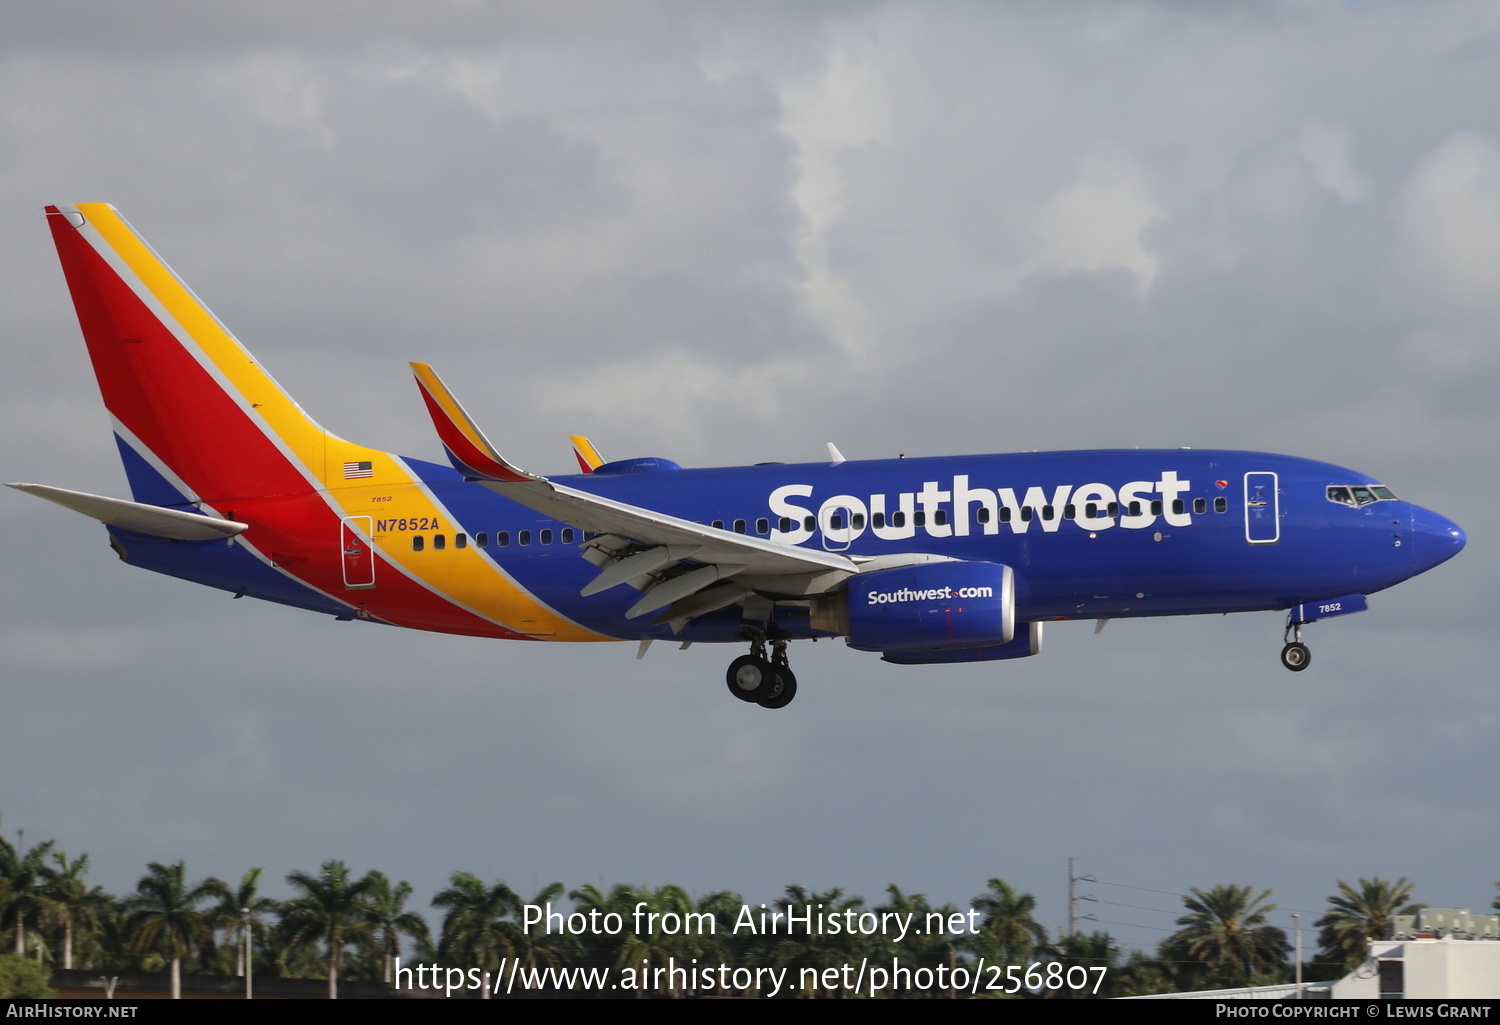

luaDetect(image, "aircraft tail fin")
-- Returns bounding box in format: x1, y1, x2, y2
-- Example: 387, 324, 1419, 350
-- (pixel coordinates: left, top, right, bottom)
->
44, 203, 355, 507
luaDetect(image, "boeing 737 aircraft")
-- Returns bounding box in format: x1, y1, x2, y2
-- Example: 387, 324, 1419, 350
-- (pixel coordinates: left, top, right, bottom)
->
12, 204, 1467, 709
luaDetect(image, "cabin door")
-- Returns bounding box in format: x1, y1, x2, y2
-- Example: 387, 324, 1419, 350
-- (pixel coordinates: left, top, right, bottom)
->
1243, 473, 1280, 544
341, 516, 377, 588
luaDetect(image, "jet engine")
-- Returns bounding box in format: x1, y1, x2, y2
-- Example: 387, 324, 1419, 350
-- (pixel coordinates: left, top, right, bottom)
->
811, 561, 1015, 652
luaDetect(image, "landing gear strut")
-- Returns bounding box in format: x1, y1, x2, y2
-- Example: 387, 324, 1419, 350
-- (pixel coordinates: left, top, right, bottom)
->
725, 631, 798, 708
1280, 621, 1311, 672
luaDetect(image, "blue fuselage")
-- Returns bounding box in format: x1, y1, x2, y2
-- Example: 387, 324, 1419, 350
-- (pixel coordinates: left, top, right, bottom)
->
116, 448, 1465, 645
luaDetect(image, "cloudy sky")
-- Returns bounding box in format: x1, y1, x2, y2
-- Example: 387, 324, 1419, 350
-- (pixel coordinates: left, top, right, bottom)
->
3, 0, 1497, 956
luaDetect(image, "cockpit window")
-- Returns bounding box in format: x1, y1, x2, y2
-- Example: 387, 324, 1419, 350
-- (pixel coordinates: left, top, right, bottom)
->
1327, 484, 1398, 507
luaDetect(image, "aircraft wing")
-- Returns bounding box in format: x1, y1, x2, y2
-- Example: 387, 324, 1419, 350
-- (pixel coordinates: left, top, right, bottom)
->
570, 435, 604, 473
410, 364, 857, 617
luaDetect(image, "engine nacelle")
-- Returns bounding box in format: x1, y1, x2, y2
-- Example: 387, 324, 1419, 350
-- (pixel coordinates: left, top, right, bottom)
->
812, 561, 1015, 652
880, 622, 1043, 664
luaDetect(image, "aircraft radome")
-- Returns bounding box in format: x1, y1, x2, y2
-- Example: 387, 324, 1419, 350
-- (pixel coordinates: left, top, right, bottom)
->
11, 204, 1467, 709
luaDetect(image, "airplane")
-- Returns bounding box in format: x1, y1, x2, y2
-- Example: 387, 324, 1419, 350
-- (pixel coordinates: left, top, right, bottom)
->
11, 203, 1467, 710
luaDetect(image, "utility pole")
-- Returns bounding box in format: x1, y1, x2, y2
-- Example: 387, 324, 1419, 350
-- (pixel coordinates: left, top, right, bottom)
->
1067, 857, 1097, 938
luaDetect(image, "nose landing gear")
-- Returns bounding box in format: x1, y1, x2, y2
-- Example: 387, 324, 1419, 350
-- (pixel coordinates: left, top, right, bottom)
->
1280, 621, 1311, 672
725, 632, 798, 708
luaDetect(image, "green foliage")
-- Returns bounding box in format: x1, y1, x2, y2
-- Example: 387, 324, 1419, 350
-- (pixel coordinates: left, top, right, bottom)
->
968, 878, 1046, 967
1163, 884, 1290, 990
1315, 878, 1421, 970
0, 953, 54, 998
283, 861, 378, 999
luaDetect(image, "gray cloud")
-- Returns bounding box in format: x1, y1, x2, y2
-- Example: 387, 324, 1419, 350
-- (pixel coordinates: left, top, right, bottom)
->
2, 0, 1496, 957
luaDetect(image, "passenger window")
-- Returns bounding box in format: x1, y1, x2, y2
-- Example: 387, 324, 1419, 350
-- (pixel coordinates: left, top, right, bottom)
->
519, 530, 531, 546
733, 519, 747, 534
1020, 507, 1033, 522
999, 508, 1012, 523
1063, 504, 1076, 520
933, 510, 947, 526
851, 514, 865, 530
712, 520, 724, 530
1107, 502, 1119, 518
1214, 497, 1227, 513
1150, 500, 1162, 516
498, 531, 510, 547
892, 511, 906, 528
455, 533, 467, 549
476, 532, 489, 548
561, 528, 575, 544
1128, 501, 1141, 517
913, 511, 926, 527
412, 535, 425, 552
778, 516, 792, 533
756, 518, 769, 535
433, 534, 446, 550
976, 508, 990, 524
804, 516, 816, 531
540, 529, 553, 545
1193, 498, 1206, 515
1171, 500, 1184, 516
872, 512, 886, 529
830, 514, 844, 530
1042, 505, 1054, 521
1085, 503, 1098, 518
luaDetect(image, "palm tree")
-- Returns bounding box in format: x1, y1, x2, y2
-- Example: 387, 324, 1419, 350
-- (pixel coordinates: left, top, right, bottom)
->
615, 884, 708, 997
0, 836, 57, 955
1045, 930, 1122, 998
42, 852, 111, 970
364, 872, 429, 985
1315, 878, 1420, 970
877, 885, 962, 997
509, 883, 576, 979
208, 868, 280, 977
1165, 884, 1289, 989
433, 873, 520, 998
283, 861, 377, 999
123, 861, 225, 999
969, 878, 1047, 968
770, 886, 875, 999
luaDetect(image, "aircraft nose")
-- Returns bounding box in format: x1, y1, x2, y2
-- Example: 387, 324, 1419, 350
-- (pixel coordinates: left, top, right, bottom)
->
1410, 506, 1466, 573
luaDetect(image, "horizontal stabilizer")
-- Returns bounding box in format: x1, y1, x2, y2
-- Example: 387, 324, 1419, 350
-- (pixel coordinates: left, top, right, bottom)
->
9, 484, 248, 541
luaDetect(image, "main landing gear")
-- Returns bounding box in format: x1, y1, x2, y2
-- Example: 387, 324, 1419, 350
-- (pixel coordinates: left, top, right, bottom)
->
725, 631, 797, 709
1280, 621, 1311, 672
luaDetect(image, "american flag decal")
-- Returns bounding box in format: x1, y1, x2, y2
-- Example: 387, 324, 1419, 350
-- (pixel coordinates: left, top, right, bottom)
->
343, 461, 374, 479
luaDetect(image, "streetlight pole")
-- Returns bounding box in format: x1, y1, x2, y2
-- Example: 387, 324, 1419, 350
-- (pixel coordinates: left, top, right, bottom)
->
242, 908, 252, 1000
1292, 913, 1302, 998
